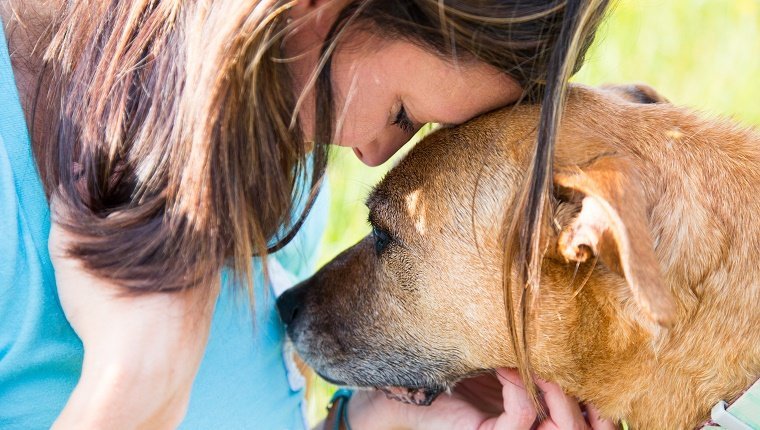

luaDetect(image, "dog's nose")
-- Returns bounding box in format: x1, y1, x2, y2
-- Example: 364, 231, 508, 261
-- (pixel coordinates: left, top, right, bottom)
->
276, 284, 307, 326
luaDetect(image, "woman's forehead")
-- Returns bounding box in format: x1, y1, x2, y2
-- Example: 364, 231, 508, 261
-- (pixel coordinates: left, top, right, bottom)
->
333, 37, 520, 121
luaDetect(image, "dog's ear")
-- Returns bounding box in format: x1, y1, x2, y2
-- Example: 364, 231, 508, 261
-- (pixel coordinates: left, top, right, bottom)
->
554, 156, 677, 328
601, 83, 670, 104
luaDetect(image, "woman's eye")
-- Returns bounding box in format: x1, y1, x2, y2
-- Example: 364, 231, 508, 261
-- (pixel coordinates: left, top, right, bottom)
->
392, 105, 416, 135
372, 225, 392, 255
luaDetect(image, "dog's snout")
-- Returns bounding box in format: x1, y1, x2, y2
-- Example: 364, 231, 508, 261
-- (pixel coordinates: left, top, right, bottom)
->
276, 284, 307, 326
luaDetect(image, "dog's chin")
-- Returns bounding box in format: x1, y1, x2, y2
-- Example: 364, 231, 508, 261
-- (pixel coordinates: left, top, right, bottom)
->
296, 337, 462, 407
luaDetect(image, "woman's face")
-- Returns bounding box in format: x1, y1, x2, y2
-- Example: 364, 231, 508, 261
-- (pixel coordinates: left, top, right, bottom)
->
288, 2, 522, 166
328, 36, 523, 166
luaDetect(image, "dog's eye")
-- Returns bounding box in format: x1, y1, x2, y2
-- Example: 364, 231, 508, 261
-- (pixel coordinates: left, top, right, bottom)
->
372, 226, 392, 255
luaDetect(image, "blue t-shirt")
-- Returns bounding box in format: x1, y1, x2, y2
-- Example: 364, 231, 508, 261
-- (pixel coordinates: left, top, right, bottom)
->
0, 23, 327, 429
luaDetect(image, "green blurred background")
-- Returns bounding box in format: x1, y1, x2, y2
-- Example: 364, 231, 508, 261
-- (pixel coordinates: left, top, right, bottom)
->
307, 0, 760, 424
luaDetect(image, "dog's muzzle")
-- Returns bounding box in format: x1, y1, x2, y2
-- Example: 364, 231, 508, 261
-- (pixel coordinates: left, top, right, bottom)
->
276, 283, 445, 406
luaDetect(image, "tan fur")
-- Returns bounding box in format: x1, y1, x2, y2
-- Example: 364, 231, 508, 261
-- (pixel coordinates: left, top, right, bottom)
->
279, 85, 760, 429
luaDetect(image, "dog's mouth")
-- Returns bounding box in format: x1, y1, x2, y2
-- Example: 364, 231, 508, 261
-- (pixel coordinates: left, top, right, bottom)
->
376, 386, 443, 406
317, 371, 443, 406
316, 372, 443, 406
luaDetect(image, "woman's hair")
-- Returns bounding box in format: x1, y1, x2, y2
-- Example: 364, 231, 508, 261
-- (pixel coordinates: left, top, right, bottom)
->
315, 0, 609, 407
39, 1, 328, 291
38, 0, 607, 402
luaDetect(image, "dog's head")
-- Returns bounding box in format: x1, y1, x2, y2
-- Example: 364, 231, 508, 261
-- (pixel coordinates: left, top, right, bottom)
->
277, 85, 682, 404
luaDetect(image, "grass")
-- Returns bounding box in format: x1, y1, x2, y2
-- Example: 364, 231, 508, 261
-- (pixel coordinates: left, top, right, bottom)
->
307, 0, 760, 425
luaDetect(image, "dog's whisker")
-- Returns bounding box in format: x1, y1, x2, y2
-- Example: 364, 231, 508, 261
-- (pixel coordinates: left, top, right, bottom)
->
552, 216, 562, 232
571, 255, 597, 300
568, 260, 581, 290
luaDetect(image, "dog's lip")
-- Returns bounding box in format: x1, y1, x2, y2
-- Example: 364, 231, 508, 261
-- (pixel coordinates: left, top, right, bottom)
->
315, 371, 347, 386
376, 386, 443, 406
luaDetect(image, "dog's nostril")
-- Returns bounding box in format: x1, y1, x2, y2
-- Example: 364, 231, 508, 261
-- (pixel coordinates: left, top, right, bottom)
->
287, 307, 299, 325
276, 285, 305, 326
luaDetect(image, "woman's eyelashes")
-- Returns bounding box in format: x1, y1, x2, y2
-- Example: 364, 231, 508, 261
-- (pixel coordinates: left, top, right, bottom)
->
392, 104, 416, 135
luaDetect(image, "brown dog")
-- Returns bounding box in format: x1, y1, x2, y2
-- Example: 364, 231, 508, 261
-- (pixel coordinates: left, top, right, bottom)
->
277, 84, 760, 429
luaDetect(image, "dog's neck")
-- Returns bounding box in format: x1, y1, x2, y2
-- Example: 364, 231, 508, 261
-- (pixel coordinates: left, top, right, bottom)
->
542, 115, 760, 428
530, 261, 759, 428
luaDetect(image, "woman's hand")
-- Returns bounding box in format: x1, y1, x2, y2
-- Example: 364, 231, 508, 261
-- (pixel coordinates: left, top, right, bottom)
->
346, 369, 619, 430
49, 221, 218, 429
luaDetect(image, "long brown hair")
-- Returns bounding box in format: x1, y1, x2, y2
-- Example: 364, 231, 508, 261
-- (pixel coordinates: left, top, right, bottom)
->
39, 0, 328, 291
314, 0, 609, 406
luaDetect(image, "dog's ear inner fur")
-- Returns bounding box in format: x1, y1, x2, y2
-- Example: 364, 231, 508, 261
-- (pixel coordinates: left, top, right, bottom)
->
553, 156, 677, 328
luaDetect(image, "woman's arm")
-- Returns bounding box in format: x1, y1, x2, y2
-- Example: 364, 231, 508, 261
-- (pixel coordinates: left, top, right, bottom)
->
49, 222, 218, 429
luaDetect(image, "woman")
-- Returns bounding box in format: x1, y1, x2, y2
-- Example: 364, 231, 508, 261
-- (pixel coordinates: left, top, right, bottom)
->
0, 0, 616, 428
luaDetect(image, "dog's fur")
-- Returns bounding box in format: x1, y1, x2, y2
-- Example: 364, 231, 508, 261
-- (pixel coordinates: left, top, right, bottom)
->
278, 84, 760, 429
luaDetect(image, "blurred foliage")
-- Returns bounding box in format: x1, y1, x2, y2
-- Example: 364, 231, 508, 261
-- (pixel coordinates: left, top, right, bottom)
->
307, 0, 760, 425
575, 0, 760, 125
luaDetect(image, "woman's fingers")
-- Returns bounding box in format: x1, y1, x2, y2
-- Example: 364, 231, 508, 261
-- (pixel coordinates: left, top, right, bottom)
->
478, 369, 538, 430
483, 371, 615, 430
585, 404, 620, 430
360, 368, 617, 430
500, 370, 539, 426
535, 377, 587, 429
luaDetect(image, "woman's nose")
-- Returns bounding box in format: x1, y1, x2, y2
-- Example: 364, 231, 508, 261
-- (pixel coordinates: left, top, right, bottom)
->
355, 132, 416, 166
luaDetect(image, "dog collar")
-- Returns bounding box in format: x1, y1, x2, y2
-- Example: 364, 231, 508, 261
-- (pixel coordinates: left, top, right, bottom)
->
699, 378, 760, 429
324, 389, 353, 430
